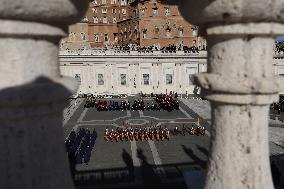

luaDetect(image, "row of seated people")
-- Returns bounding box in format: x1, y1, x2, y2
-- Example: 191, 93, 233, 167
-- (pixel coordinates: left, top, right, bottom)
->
155, 94, 179, 112
84, 98, 179, 112
65, 128, 97, 164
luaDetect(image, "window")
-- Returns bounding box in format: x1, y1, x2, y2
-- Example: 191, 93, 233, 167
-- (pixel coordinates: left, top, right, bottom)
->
114, 33, 118, 41
75, 74, 81, 83
122, 8, 126, 15
166, 28, 171, 37
104, 34, 109, 42
112, 8, 116, 14
92, 8, 97, 13
141, 8, 145, 17
80, 33, 86, 41
111, 0, 116, 4
178, 26, 184, 37
124, 32, 127, 40
93, 17, 99, 23
102, 8, 107, 13
143, 74, 149, 85
152, 8, 158, 16
189, 74, 194, 85
192, 25, 198, 37
166, 74, 173, 85
187, 67, 197, 85
121, 0, 127, 5
98, 74, 104, 85
102, 0, 107, 4
94, 33, 99, 42
120, 74, 126, 85
165, 7, 171, 16
82, 16, 88, 22
113, 17, 117, 23
192, 30, 198, 37
103, 16, 108, 23
142, 29, 147, 39
154, 25, 159, 35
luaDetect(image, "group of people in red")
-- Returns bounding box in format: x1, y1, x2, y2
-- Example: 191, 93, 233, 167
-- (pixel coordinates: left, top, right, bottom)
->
104, 123, 206, 142
104, 126, 170, 142
154, 93, 179, 112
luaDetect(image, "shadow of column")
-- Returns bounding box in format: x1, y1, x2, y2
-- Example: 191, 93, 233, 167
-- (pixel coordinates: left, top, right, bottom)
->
122, 148, 135, 180
181, 145, 207, 169
0, 77, 75, 188
136, 148, 161, 188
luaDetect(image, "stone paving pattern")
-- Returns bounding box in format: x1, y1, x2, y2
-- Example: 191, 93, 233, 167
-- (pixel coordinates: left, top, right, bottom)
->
64, 97, 284, 189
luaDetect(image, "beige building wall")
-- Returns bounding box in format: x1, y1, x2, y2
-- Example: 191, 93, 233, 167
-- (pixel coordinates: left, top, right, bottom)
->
59, 50, 208, 95
60, 22, 90, 50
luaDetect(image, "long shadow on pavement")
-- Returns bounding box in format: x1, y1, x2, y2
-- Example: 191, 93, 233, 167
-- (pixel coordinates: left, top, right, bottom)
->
181, 144, 207, 170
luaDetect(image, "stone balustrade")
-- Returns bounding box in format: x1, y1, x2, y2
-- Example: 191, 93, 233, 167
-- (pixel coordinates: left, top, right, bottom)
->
179, 0, 284, 188
59, 49, 207, 57
0, 0, 89, 189
1, 0, 284, 189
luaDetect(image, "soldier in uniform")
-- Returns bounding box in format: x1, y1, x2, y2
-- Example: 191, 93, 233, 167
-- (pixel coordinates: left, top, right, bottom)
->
104, 128, 109, 142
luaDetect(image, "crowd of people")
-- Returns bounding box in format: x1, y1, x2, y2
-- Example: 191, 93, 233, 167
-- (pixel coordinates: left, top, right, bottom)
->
65, 128, 97, 165
155, 94, 179, 112
270, 95, 284, 114
83, 93, 180, 112
104, 124, 206, 142
110, 44, 204, 53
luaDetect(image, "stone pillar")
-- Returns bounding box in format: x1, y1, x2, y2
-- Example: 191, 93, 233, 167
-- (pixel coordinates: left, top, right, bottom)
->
0, 0, 89, 189
179, 0, 284, 188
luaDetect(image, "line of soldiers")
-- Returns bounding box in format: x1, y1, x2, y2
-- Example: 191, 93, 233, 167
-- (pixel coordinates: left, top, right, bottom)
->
104, 125, 205, 142
65, 128, 97, 164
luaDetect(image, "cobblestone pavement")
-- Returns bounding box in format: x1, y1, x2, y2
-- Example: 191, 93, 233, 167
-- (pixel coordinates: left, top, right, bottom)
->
63, 97, 284, 189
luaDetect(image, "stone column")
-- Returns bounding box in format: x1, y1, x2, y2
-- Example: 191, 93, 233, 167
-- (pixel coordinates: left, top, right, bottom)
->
179, 0, 284, 188
0, 0, 89, 189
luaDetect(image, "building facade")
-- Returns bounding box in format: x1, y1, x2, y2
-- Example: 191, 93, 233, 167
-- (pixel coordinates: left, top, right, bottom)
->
137, 0, 203, 48
60, 22, 91, 50
59, 49, 284, 95
59, 50, 207, 95
60, 0, 206, 50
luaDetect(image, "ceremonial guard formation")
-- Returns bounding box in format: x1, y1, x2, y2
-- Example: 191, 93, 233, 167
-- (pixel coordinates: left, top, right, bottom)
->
65, 128, 97, 164
104, 124, 205, 142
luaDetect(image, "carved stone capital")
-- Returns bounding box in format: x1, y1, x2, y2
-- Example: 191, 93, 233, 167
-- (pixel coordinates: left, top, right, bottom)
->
179, 0, 284, 27
0, 0, 89, 24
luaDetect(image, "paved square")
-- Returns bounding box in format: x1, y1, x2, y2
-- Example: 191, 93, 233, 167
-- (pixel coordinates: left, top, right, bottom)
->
63, 97, 284, 189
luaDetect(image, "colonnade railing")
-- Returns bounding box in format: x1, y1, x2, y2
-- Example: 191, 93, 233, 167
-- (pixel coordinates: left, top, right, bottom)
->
59, 49, 208, 57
